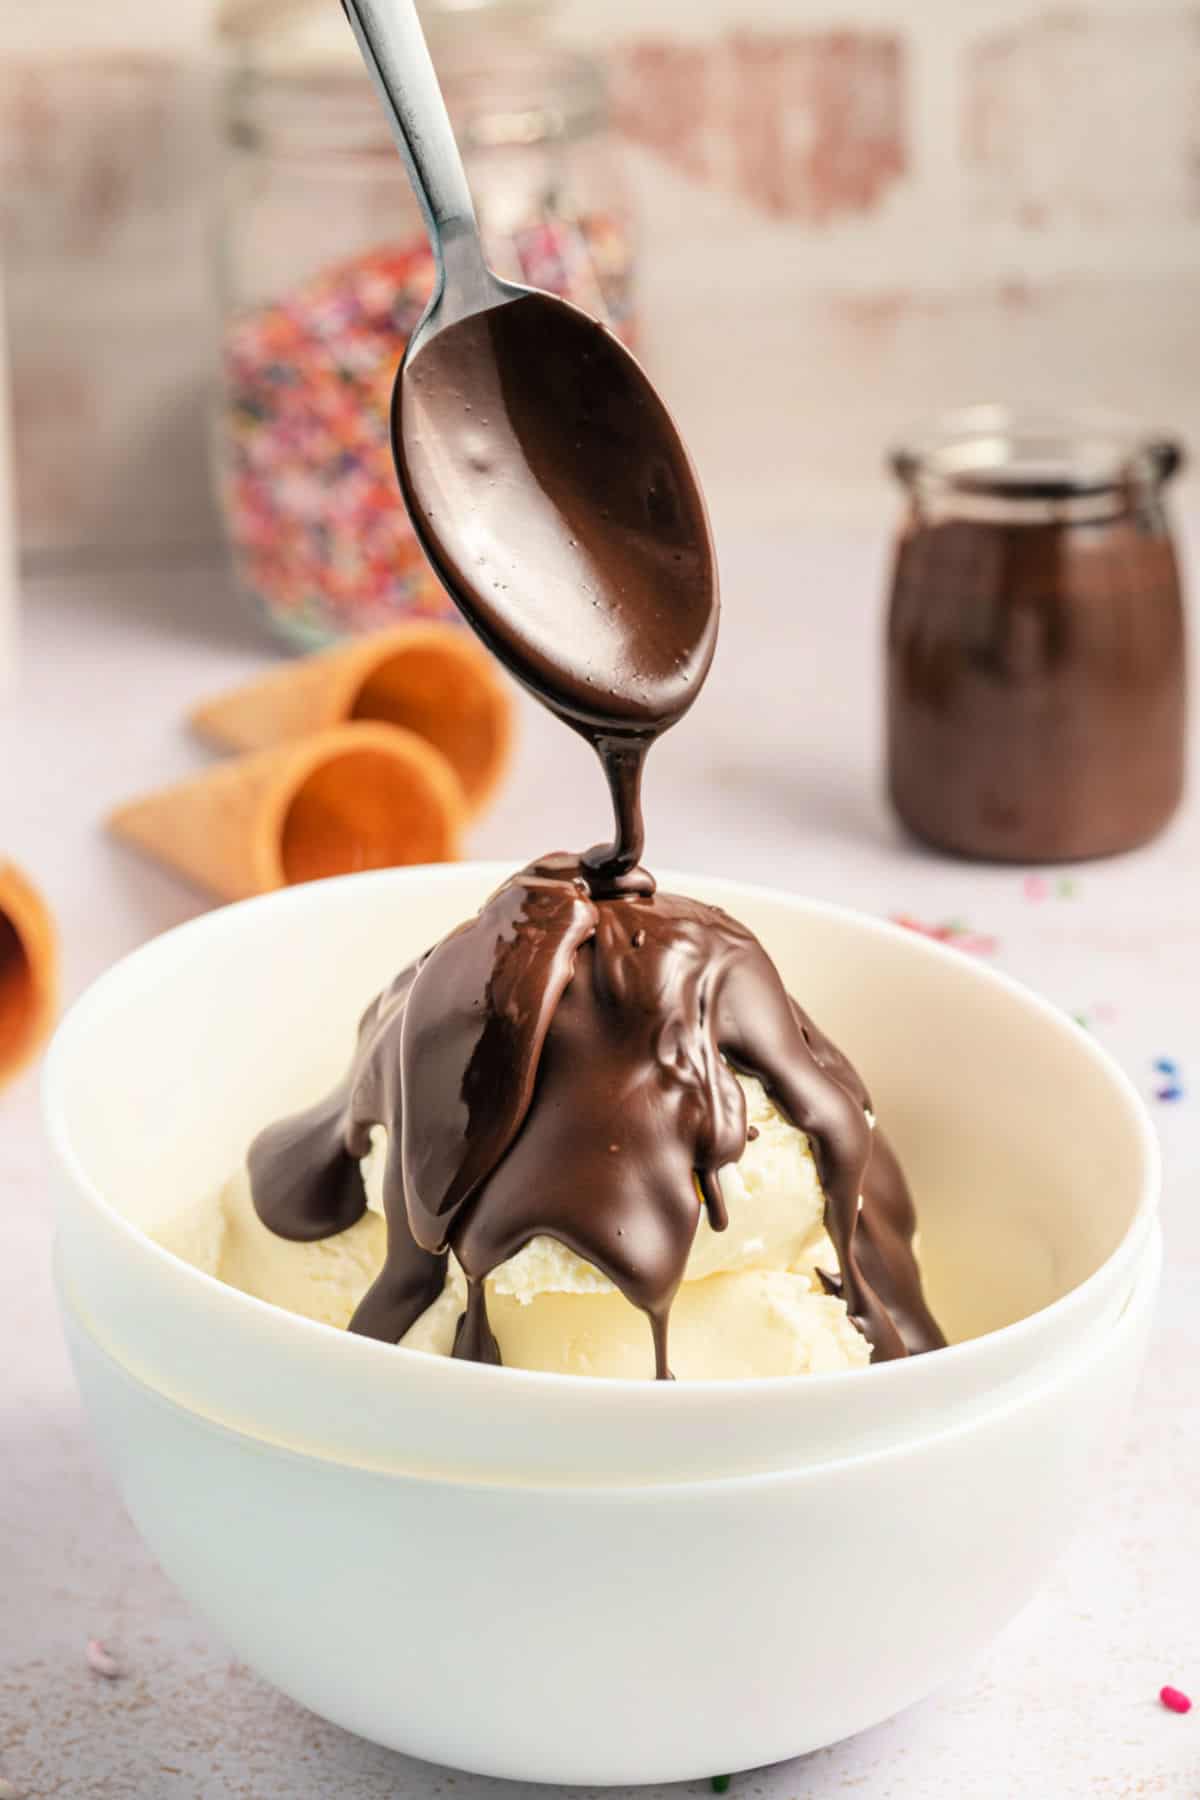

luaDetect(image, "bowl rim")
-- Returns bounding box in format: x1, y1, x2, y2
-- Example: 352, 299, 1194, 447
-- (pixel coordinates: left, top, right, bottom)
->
43, 862, 1162, 1407
57, 1219, 1162, 1492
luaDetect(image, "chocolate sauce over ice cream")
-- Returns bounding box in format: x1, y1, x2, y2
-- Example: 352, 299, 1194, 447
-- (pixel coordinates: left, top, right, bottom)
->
251, 859, 943, 1374
250, 289, 944, 1375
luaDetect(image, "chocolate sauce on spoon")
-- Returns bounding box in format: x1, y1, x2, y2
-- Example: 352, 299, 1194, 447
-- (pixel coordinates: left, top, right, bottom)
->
250, 291, 944, 1374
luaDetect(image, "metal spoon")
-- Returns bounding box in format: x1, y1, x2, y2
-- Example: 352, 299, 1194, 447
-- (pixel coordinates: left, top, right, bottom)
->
340, 0, 718, 747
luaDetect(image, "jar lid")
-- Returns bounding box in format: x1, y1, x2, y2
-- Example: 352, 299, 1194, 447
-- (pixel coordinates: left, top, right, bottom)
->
222, 0, 605, 154
891, 406, 1182, 519
217, 0, 551, 51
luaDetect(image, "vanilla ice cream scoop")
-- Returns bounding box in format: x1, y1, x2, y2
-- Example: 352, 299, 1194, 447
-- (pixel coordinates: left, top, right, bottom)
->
404, 1259, 868, 1379
362, 1073, 836, 1300
243, 865, 944, 1374
161, 1074, 871, 1378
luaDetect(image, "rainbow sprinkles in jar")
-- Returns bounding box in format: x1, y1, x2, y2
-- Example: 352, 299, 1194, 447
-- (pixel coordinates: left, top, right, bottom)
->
215, 0, 633, 645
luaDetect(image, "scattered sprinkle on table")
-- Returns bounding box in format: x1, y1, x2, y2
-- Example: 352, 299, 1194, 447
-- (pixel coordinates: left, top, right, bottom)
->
711, 1778, 732, 1793
1152, 1057, 1184, 1103
1072, 1002, 1117, 1032
0, 1778, 25, 1798
1160, 1684, 1192, 1714
892, 915, 998, 957
1022, 873, 1079, 901
86, 1638, 123, 1680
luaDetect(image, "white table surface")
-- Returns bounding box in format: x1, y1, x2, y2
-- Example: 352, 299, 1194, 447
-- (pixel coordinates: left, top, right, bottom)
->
3, 528, 1199, 1799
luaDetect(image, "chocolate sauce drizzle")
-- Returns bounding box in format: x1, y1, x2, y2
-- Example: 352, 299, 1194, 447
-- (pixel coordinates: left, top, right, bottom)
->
249, 287, 944, 1374
250, 858, 944, 1374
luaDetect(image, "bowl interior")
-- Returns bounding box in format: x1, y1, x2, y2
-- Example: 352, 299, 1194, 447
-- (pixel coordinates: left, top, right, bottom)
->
50, 864, 1153, 1354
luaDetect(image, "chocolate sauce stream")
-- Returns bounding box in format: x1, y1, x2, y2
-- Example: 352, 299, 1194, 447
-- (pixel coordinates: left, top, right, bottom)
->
581, 738, 654, 898
249, 285, 945, 1375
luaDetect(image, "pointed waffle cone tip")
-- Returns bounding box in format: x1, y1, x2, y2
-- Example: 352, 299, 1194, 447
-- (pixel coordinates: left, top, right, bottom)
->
0, 860, 59, 1086
190, 622, 513, 819
108, 722, 466, 902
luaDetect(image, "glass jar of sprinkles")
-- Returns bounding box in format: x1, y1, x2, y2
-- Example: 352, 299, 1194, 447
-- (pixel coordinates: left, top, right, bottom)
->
214, 0, 634, 647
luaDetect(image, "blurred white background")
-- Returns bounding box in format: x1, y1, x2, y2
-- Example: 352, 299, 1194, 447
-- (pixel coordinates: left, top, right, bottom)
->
2, 0, 1199, 567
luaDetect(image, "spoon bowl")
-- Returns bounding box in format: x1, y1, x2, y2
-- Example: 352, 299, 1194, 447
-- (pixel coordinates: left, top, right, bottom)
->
393, 288, 718, 736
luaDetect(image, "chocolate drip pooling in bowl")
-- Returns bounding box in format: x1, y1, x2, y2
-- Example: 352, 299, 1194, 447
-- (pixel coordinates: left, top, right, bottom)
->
250, 289, 944, 1373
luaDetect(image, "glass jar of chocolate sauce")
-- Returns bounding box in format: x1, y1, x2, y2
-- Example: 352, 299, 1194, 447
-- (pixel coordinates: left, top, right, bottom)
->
886, 408, 1187, 862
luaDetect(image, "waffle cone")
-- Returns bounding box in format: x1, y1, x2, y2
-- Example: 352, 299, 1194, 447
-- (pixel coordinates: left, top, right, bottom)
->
108, 723, 464, 902
191, 623, 513, 818
0, 860, 58, 1085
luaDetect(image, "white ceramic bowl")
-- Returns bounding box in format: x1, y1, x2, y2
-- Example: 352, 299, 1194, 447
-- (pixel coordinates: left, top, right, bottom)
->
47, 866, 1158, 1484
58, 1227, 1160, 1785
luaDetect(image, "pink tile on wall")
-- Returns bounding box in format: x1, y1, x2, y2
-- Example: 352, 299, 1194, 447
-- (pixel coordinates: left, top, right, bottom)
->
9, 353, 98, 531
10, 315, 220, 560
726, 30, 906, 222
0, 52, 217, 558
964, 10, 1200, 226
0, 53, 210, 261
610, 42, 719, 189
613, 28, 907, 224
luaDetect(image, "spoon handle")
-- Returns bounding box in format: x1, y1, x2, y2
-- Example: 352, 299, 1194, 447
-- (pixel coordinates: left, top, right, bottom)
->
340, 0, 483, 280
